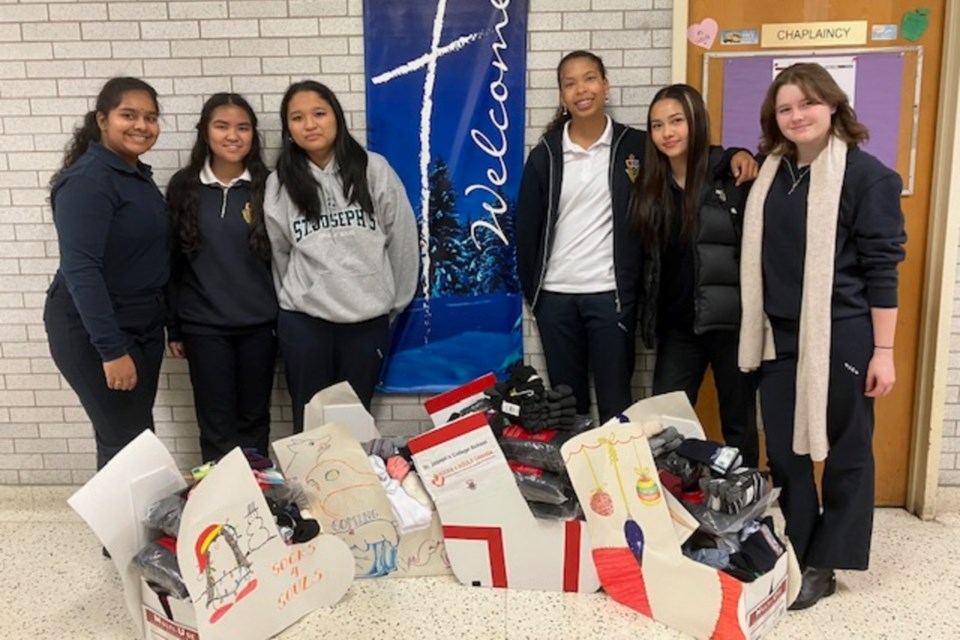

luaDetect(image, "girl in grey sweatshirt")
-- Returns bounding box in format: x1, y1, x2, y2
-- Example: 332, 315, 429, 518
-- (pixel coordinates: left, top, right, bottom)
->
265, 80, 418, 432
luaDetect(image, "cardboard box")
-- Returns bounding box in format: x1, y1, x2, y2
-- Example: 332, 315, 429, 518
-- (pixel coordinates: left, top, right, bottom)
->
305, 381, 380, 442
561, 392, 802, 640
141, 578, 198, 640
69, 431, 355, 640
409, 410, 600, 593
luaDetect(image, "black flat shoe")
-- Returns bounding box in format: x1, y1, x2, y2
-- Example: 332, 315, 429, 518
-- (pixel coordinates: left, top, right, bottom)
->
789, 567, 836, 610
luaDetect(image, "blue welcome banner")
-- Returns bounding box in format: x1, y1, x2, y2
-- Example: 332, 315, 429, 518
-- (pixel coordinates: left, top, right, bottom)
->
364, 0, 527, 392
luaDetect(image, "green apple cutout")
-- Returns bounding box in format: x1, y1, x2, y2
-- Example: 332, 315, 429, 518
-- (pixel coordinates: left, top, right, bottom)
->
902, 8, 931, 42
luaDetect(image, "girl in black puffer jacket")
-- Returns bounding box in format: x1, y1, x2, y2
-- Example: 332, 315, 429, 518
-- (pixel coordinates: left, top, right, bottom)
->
629, 83, 759, 467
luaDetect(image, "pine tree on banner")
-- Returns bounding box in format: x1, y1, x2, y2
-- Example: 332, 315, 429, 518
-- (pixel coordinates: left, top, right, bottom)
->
427, 158, 474, 297
470, 189, 520, 295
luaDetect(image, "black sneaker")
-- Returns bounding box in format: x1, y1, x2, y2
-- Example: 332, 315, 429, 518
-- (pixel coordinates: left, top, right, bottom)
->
788, 567, 836, 610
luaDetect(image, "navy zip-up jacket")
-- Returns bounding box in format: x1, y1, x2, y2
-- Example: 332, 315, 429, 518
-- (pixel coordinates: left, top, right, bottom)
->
51, 143, 170, 361
516, 121, 647, 312
167, 173, 278, 338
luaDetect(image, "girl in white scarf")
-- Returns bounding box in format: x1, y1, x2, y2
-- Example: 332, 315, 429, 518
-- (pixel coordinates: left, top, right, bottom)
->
738, 63, 906, 610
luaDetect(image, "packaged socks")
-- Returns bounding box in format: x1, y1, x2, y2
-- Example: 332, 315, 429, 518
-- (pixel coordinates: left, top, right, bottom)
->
676, 439, 742, 475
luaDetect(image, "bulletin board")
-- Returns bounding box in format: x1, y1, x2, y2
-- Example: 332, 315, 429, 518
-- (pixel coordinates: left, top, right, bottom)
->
702, 46, 922, 194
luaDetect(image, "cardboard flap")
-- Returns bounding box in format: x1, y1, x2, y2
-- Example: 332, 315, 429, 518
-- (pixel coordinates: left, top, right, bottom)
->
409, 413, 600, 593
304, 382, 380, 442
423, 372, 497, 427
663, 489, 700, 545
68, 430, 187, 639
562, 421, 682, 558
177, 449, 354, 639
619, 390, 706, 440
273, 424, 451, 579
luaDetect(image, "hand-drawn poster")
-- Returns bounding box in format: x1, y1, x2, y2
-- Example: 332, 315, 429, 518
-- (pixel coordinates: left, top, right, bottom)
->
364, 0, 528, 392
177, 450, 355, 640
273, 424, 452, 579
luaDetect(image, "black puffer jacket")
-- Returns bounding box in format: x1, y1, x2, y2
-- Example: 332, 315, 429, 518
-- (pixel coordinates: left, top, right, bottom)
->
640, 147, 749, 348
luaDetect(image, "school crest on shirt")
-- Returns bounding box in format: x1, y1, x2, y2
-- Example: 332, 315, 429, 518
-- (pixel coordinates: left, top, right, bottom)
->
241, 202, 253, 225
625, 154, 640, 183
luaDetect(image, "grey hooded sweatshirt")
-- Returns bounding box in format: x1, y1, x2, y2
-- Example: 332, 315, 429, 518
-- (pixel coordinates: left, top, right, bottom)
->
264, 152, 419, 323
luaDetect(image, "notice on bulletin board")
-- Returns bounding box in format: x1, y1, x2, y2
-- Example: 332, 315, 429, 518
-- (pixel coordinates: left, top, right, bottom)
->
720, 52, 905, 172
773, 55, 857, 106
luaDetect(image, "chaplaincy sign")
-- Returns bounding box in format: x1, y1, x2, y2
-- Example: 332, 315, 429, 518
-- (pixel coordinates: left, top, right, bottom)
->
761, 20, 867, 48
364, 0, 527, 392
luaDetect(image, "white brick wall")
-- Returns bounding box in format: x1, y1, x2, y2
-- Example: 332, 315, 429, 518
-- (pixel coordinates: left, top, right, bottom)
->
941, 251, 960, 484
0, 0, 665, 485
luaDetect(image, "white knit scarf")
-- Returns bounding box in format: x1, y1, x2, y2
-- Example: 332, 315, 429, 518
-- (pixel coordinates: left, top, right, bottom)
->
738, 135, 847, 462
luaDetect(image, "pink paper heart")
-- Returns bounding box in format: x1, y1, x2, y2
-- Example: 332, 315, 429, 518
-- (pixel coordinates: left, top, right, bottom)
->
688, 18, 718, 50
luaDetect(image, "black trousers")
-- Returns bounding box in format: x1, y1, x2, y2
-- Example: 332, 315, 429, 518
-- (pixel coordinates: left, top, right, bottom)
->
277, 309, 389, 433
760, 314, 875, 570
652, 327, 759, 467
534, 291, 637, 424
44, 278, 165, 470
182, 326, 277, 462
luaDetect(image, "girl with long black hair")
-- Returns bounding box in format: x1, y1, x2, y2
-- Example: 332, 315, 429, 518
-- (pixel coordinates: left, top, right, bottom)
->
629, 84, 759, 467
44, 77, 169, 469
265, 80, 418, 432
166, 93, 278, 461
515, 50, 647, 424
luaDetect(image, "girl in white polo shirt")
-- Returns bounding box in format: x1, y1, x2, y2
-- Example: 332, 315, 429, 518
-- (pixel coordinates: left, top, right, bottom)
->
516, 50, 647, 423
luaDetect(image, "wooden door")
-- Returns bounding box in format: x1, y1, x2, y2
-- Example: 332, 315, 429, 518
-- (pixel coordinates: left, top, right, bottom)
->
685, 0, 946, 505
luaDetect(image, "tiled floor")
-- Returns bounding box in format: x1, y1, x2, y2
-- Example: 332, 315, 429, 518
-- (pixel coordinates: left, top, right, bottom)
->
2, 485, 959, 640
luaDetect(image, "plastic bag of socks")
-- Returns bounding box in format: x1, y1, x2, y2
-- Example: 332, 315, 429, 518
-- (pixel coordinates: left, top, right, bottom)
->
704, 468, 767, 515
508, 461, 572, 505
132, 537, 189, 599
656, 451, 705, 492
143, 490, 188, 538
684, 487, 781, 536
528, 499, 583, 521
648, 426, 683, 457
542, 385, 578, 430
485, 364, 550, 432
266, 495, 322, 544
726, 516, 786, 580
362, 437, 401, 460
447, 396, 493, 421
498, 423, 592, 473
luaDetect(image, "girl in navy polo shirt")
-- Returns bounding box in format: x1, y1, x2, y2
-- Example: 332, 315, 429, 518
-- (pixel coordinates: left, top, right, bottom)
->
45, 77, 169, 469
166, 93, 278, 462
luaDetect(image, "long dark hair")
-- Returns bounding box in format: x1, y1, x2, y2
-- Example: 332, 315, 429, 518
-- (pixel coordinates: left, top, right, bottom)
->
50, 77, 159, 188
759, 62, 869, 157
276, 80, 373, 221
166, 93, 270, 260
542, 50, 607, 136
629, 84, 711, 249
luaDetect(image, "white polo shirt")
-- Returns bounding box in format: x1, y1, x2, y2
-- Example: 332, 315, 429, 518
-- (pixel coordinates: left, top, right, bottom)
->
542, 116, 617, 293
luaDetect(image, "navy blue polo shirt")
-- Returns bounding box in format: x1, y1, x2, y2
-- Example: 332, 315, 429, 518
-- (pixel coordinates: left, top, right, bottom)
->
52, 143, 170, 361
